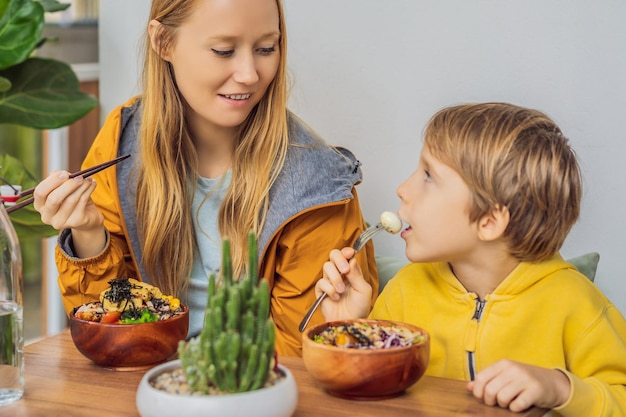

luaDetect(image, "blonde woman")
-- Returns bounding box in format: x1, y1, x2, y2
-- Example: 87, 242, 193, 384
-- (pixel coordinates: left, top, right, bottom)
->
33, 0, 378, 356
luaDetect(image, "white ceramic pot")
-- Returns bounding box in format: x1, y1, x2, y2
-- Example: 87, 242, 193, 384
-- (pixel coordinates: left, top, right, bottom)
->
136, 360, 298, 417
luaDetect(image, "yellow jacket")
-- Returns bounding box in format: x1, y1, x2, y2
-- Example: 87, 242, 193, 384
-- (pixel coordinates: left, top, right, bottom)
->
56, 97, 379, 356
372, 255, 626, 416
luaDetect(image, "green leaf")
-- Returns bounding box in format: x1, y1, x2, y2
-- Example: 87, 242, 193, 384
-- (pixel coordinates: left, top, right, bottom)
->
0, 0, 45, 70
10, 209, 57, 240
36, 0, 70, 13
0, 153, 37, 186
0, 57, 98, 129
0, 154, 57, 240
0, 76, 10, 92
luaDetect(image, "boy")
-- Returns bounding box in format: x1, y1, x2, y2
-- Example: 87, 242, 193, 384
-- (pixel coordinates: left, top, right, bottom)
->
317, 103, 626, 415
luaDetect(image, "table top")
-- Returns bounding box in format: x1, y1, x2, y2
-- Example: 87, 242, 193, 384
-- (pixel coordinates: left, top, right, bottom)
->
1, 331, 547, 417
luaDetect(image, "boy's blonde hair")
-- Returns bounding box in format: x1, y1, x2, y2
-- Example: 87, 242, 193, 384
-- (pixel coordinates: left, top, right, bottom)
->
424, 103, 582, 262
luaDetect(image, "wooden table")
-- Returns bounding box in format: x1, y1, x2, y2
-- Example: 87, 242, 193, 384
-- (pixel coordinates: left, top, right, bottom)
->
1, 331, 547, 417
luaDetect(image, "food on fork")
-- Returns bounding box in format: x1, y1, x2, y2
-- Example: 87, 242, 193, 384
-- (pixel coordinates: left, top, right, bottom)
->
74, 277, 184, 324
380, 211, 402, 234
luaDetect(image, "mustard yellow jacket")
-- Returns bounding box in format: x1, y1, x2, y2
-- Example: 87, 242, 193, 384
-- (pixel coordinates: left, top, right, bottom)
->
56, 97, 378, 356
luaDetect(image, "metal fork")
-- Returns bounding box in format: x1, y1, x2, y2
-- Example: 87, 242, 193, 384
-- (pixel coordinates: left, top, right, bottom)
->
298, 223, 386, 332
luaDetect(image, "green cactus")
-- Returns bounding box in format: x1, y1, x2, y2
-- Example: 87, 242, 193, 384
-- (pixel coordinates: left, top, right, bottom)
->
178, 232, 276, 394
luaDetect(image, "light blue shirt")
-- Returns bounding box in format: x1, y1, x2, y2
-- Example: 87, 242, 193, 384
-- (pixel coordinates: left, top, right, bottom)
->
186, 170, 231, 337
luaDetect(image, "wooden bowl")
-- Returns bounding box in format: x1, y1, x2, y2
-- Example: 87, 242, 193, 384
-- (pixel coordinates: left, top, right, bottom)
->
69, 304, 189, 371
302, 318, 430, 400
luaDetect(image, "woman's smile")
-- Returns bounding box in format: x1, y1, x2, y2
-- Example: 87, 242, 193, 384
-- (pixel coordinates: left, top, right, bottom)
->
219, 93, 253, 108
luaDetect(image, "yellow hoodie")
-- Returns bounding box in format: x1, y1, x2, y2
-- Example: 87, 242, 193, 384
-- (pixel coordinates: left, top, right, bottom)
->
371, 254, 626, 416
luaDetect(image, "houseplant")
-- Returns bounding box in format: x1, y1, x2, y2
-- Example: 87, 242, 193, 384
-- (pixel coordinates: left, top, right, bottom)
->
135, 233, 298, 417
0, 0, 98, 239
0, 0, 97, 129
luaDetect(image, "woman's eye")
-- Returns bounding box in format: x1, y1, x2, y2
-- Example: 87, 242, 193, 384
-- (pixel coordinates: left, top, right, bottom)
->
424, 169, 433, 181
211, 48, 234, 57
257, 46, 276, 56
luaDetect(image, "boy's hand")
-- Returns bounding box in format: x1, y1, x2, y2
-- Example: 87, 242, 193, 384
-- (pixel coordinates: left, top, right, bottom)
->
315, 247, 372, 321
467, 359, 571, 412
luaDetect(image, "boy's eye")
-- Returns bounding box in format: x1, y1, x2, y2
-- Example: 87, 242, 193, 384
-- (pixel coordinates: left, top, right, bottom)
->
211, 48, 234, 57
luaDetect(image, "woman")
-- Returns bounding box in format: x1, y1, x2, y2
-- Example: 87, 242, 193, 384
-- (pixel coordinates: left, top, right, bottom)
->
33, 0, 378, 356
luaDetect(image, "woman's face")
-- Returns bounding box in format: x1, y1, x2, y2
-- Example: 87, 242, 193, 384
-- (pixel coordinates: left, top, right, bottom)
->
158, 0, 280, 137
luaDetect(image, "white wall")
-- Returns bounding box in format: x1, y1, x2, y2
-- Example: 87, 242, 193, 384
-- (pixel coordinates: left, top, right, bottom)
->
99, 0, 626, 315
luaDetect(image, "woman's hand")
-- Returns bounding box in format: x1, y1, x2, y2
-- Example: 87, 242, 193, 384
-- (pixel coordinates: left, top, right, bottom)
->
33, 170, 106, 257
467, 359, 571, 412
316, 247, 373, 321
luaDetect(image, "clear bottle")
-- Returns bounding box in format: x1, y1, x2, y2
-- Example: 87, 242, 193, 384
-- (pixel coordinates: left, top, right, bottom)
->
0, 205, 23, 405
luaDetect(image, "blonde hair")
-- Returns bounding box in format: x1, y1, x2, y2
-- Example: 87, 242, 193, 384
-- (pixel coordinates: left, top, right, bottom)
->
424, 103, 582, 261
136, 0, 289, 296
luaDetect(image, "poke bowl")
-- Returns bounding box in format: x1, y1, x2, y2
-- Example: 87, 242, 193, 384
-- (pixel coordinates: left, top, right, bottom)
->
69, 277, 189, 371
302, 318, 430, 400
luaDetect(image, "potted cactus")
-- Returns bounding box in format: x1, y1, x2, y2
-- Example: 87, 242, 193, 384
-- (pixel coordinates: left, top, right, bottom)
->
135, 233, 298, 417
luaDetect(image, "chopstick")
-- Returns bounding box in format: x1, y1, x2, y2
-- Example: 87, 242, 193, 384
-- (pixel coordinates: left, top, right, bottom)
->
0, 176, 20, 195
5, 154, 131, 214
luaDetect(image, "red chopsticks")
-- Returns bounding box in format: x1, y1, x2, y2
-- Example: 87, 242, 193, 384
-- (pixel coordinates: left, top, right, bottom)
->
4, 154, 131, 214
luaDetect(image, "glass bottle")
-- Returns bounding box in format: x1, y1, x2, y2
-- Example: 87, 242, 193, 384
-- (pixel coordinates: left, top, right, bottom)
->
0, 205, 23, 405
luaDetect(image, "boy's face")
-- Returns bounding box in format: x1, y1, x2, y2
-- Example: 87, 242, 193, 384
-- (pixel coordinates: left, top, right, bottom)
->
396, 147, 480, 263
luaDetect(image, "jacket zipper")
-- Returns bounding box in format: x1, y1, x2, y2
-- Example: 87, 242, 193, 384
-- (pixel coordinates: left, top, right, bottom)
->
467, 298, 486, 381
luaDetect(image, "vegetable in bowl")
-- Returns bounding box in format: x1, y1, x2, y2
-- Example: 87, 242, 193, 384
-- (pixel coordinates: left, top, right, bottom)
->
313, 321, 424, 350
74, 277, 184, 325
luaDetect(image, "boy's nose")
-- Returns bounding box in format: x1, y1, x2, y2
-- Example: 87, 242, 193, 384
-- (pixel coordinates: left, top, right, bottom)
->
396, 180, 407, 200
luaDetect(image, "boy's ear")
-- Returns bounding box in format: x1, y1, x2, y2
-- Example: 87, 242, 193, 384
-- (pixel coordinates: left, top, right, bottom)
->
148, 20, 171, 61
477, 205, 510, 242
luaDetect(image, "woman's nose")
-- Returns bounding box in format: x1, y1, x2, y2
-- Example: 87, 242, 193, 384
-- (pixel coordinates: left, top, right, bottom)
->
232, 54, 259, 85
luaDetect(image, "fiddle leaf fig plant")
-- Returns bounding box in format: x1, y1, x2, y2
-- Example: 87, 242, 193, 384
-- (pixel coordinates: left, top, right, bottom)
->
0, 0, 98, 238
0, 0, 98, 128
